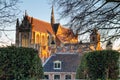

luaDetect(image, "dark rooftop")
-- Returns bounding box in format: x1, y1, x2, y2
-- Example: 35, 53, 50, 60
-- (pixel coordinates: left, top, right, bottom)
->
43, 53, 81, 72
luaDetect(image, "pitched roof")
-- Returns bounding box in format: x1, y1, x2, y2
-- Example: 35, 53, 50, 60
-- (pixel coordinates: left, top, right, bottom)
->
23, 15, 78, 43
43, 53, 81, 72
56, 25, 78, 43
53, 23, 60, 34
27, 16, 54, 34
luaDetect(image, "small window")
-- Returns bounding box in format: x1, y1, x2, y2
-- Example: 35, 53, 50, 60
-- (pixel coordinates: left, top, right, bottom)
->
65, 75, 71, 80
44, 75, 49, 80
92, 37, 95, 41
54, 61, 61, 69
36, 34, 40, 44
54, 75, 60, 80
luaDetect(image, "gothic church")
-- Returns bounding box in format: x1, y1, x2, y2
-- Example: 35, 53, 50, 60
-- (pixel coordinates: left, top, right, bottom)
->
15, 7, 101, 63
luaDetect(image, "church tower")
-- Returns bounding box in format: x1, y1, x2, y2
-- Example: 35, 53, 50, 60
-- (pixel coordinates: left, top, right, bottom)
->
51, 6, 55, 27
90, 28, 101, 50
15, 18, 19, 47
106, 40, 112, 50
15, 11, 32, 47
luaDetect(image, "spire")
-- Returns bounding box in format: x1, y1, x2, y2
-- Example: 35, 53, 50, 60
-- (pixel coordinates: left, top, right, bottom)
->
16, 18, 19, 27
24, 10, 28, 20
51, 6, 55, 26
25, 10, 28, 16
106, 40, 112, 50
90, 28, 101, 50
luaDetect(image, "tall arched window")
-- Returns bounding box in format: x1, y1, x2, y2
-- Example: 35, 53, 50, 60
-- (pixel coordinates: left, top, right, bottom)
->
32, 32, 35, 43
92, 36, 95, 42
36, 34, 40, 44
42, 35, 45, 45
47, 35, 50, 45
22, 34, 28, 47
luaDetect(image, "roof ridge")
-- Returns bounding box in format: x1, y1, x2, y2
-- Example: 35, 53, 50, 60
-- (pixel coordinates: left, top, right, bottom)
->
56, 52, 78, 55
26, 15, 54, 34
59, 24, 71, 30
27, 15, 50, 24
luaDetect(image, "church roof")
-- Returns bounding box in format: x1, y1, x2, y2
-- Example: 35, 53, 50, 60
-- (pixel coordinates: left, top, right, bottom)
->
27, 16, 54, 34
22, 15, 78, 43
53, 23, 60, 34
56, 25, 78, 43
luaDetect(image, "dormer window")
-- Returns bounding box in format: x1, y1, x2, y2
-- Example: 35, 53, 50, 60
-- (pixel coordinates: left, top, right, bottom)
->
54, 60, 61, 69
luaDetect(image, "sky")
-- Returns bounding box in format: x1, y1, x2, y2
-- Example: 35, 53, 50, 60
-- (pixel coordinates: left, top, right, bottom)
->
19, 0, 53, 22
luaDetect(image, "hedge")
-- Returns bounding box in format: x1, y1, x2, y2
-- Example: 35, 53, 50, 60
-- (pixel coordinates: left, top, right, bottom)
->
76, 50, 120, 80
0, 46, 43, 80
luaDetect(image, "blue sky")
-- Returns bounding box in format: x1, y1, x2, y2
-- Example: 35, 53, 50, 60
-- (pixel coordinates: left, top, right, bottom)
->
19, 0, 53, 23
18, 0, 65, 24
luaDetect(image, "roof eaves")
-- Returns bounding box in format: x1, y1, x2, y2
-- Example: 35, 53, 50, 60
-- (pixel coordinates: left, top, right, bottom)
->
43, 54, 54, 67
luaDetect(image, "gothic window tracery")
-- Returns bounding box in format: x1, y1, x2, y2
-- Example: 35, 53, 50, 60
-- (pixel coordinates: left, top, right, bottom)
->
36, 34, 40, 44
32, 32, 35, 43
42, 35, 45, 45
47, 35, 50, 45
92, 36, 95, 42
22, 34, 28, 47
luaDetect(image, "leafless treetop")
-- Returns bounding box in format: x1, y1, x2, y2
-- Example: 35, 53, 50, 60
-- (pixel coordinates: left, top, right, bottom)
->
53, 0, 120, 42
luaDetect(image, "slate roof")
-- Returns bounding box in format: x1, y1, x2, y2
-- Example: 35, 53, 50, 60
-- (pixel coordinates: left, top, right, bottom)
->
43, 53, 81, 72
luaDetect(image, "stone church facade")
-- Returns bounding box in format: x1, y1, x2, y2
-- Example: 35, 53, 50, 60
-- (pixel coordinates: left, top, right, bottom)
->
15, 7, 102, 63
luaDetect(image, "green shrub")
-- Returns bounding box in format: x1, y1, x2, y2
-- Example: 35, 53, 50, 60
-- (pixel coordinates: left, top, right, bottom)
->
76, 53, 88, 79
0, 46, 43, 80
76, 50, 120, 80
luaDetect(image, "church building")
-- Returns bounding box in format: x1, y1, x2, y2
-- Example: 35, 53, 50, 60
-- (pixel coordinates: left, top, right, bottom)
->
15, 7, 102, 63
15, 7, 78, 62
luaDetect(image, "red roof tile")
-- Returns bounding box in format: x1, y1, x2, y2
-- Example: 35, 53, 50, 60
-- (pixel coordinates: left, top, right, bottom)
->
27, 16, 54, 34
56, 25, 78, 43
25, 15, 77, 43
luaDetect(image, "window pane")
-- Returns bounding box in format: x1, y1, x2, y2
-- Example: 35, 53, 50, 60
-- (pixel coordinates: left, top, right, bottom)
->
54, 61, 61, 69
54, 75, 60, 79
54, 63, 57, 68
58, 63, 60, 68
65, 75, 71, 79
44, 75, 49, 79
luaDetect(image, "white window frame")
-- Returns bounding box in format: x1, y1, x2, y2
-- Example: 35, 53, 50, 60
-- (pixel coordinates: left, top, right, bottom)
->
53, 60, 61, 69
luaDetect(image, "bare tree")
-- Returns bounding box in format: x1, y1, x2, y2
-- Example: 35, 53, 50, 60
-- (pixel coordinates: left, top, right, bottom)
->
0, 0, 20, 44
52, 0, 120, 42
0, 0, 20, 26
